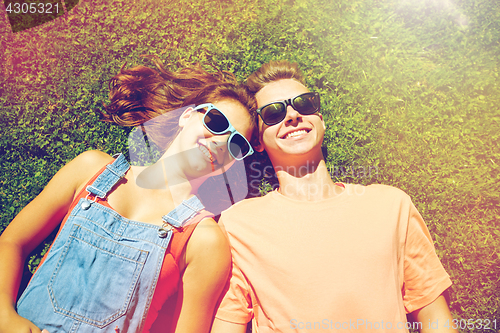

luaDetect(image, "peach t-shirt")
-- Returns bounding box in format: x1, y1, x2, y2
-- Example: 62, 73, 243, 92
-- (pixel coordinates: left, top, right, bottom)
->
215, 183, 452, 332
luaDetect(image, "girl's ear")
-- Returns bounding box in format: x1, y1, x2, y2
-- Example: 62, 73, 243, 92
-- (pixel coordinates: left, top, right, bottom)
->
255, 120, 265, 152
178, 107, 196, 128
254, 138, 264, 152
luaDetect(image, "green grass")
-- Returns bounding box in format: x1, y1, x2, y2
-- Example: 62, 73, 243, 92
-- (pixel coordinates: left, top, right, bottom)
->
1, 0, 499, 330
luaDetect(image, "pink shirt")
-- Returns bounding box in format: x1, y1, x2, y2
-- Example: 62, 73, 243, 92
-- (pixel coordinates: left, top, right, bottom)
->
216, 184, 452, 332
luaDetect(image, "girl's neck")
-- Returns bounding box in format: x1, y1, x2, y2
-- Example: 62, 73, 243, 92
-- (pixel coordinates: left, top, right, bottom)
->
130, 158, 200, 208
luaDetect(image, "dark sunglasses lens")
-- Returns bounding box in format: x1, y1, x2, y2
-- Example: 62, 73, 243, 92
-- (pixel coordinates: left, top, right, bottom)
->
229, 134, 250, 158
293, 93, 320, 114
205, 109, 229, 133
262, 103, 286, 125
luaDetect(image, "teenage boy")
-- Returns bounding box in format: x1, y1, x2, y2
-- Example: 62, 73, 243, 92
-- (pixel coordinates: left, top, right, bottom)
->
211, 60, 457, 333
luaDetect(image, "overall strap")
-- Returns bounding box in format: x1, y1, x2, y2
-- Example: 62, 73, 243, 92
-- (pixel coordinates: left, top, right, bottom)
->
162, 195, 205, 228
157, 195, 206, 238
86, 153, 130, 198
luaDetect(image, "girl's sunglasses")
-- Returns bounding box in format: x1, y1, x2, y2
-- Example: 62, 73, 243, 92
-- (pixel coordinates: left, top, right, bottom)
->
194, 103, 254, 161
256, 92, 321, 126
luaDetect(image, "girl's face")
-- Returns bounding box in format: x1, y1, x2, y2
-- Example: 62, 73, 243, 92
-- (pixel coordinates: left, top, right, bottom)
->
175, 99, 253, 179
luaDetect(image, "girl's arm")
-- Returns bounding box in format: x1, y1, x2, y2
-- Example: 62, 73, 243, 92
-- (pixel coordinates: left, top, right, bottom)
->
172, 218, 231, 333
0, 150, 112, 333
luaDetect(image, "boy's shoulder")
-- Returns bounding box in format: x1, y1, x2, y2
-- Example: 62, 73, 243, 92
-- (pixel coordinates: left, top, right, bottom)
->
340, 183, 413, 208
221, 184, 413, 219
227, 192, 274, 210
220, 191, 277, 220
360, 183, 409, 197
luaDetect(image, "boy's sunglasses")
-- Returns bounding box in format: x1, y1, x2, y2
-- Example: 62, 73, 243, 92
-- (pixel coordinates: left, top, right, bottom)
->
256, 92, 321, 126
194, 103, 254, 161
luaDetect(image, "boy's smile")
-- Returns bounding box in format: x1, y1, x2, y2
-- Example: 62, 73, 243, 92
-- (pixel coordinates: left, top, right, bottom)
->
280, 128, 310, 140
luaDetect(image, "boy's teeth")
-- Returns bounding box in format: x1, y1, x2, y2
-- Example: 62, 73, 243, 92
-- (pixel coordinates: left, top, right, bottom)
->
285, 130, 307, 139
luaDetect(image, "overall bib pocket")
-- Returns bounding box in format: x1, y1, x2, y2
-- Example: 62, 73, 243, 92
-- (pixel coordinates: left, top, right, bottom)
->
48, 224, 148, 328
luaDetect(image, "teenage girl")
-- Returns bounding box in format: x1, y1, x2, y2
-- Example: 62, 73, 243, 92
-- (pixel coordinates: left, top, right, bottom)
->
0, 59, 256, 333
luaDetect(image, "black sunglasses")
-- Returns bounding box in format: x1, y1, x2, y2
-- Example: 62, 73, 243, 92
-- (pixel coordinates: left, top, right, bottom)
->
256, 92, 321, 126
194, 103, 254, 160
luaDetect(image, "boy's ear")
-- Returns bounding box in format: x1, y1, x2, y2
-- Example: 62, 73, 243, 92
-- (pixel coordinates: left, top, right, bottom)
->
178, 107, 196, 127
318, 112, 326, 131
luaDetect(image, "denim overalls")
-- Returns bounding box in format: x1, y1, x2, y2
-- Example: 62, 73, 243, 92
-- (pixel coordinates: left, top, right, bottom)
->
17, 154, 206, 332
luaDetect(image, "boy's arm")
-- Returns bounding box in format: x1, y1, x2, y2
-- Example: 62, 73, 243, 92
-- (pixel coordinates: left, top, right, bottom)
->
412, 293, 458, 333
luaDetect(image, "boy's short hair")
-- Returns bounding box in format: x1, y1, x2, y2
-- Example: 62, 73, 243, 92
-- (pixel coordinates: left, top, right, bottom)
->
244, 60, 306, 95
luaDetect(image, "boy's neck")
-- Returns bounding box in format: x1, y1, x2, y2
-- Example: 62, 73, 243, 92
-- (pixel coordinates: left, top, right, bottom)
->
273, 158, 343, 201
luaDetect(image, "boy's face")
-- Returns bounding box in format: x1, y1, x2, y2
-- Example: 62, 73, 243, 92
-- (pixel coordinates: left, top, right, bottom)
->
255, 79, 326, 162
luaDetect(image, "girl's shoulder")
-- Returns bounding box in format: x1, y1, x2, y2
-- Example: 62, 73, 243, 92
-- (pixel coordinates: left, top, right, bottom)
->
186, 217, 230, 263
189, 217, 227, 251
67, 150, 116, 196
72, 150, 115, 168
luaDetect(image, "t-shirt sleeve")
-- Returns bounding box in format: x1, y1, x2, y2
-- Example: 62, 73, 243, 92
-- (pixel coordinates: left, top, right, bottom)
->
402, 198, 452, 313
214, 218, 253, 324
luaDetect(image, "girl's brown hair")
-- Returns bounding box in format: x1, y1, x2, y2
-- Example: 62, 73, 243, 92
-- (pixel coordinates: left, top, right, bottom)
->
244, 60, 305, 95
102, 56, 257, 150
